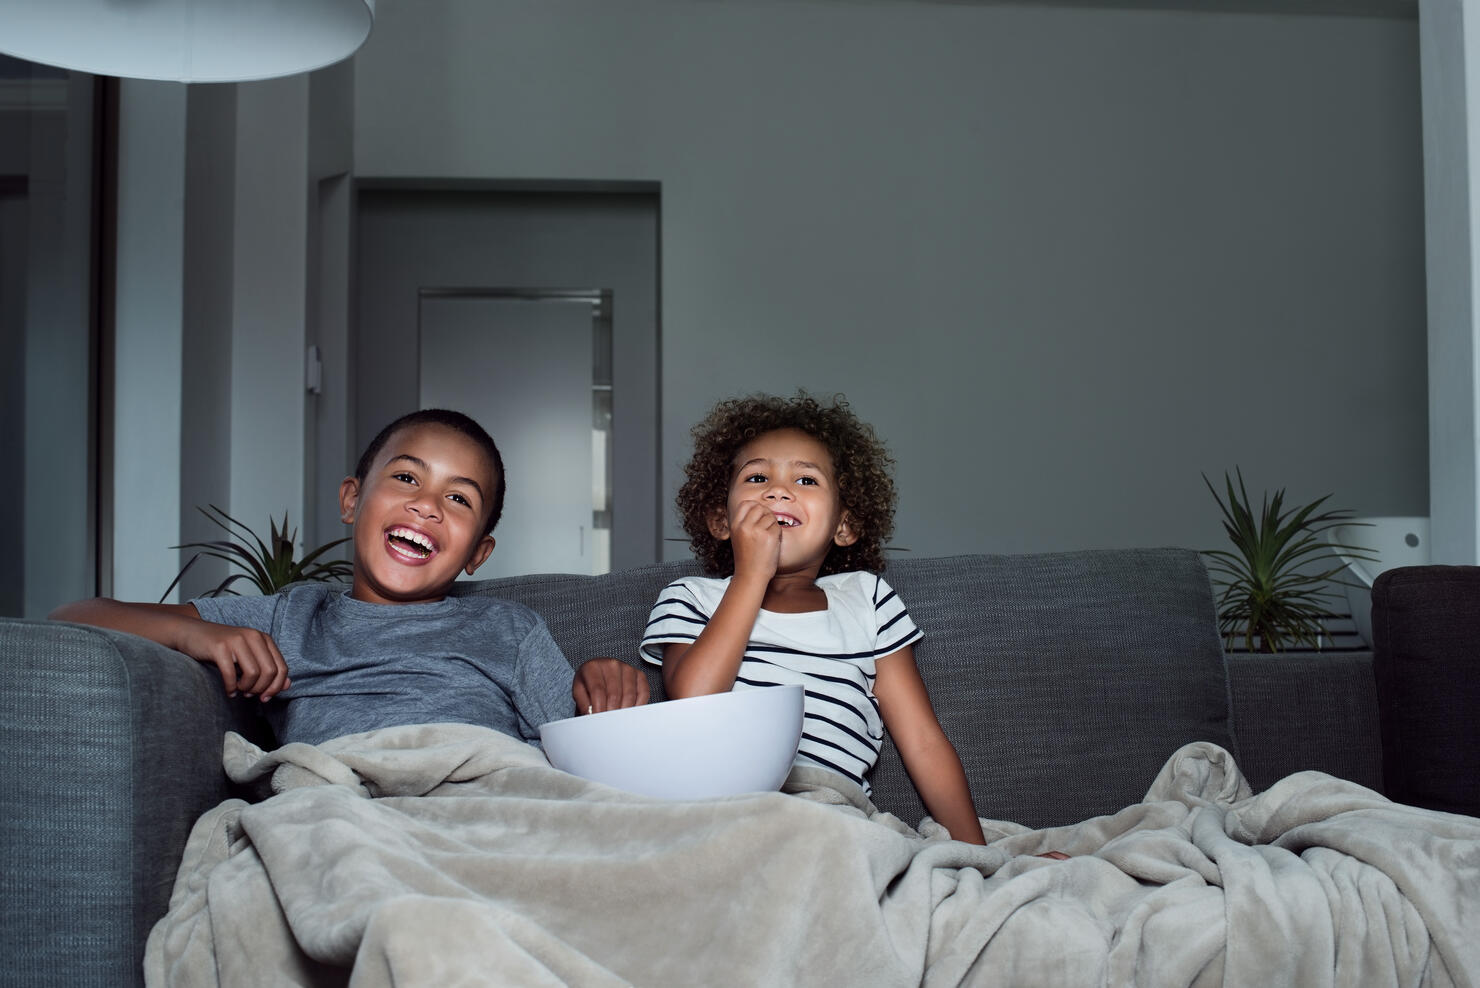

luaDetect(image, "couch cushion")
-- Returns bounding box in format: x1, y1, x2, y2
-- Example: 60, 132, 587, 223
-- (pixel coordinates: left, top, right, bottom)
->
464, 550, 1235, 830
1371, 565, 1480, 817
870, 548, 1236, 829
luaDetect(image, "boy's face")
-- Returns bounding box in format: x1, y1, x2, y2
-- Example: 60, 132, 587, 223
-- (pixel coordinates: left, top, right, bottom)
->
711, 427, 857, 572
338, 423, 500, 605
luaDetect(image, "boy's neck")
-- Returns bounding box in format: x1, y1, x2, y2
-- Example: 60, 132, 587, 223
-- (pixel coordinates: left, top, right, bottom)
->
349, 579, 456, 606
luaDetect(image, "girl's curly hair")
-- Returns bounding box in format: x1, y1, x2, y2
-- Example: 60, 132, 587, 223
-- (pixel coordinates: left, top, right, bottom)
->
677, 392, 897, 577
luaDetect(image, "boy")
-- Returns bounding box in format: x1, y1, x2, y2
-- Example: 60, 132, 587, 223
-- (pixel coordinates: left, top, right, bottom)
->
50, 408, 646, 747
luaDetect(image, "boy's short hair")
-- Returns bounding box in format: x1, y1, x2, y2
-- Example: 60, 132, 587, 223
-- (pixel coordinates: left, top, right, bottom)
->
677, 392, 897, 577
355, 409, 506, 535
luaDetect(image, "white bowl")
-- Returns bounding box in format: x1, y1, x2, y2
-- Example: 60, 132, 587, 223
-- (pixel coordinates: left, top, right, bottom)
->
540, 685, 804, 800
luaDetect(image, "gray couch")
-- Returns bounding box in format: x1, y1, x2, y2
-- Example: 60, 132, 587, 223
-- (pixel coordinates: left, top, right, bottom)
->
0, 547, 1384, 987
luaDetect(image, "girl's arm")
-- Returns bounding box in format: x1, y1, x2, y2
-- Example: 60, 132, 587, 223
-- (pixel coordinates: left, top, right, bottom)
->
662, 501, 780, 698
874, 645, 987, 844
660, 574, 767, 697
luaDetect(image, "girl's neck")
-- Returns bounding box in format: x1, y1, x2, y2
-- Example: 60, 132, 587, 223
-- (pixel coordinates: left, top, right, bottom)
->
759, 569, 828, 613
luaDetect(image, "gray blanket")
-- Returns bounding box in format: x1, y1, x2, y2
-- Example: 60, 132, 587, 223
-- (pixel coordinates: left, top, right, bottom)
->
144, 724, 1480, 987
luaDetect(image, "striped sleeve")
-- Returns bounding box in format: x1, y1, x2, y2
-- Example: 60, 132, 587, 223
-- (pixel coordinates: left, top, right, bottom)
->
639, 579, 711, 665
872, 575, 923, 656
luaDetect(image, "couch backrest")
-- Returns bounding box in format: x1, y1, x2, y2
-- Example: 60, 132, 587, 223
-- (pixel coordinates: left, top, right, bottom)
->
462, 547, 1235, 829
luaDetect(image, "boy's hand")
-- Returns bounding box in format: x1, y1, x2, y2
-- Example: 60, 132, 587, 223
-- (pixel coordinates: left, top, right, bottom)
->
728, 500, 782, 582
175, 621, 291, 701
574, 658, 649, 714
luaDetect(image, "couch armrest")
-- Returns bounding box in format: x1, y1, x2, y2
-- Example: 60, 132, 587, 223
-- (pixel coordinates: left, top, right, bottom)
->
1225, 650, 1383, 794
1372, 565, 1480, 816
0, 618, 240, 987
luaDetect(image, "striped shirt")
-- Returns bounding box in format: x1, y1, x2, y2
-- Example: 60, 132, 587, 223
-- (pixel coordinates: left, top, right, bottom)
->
640, 571, 923, 793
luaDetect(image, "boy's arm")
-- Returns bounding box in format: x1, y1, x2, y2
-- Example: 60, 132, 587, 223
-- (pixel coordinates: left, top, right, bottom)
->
573, 658, 649, 714
873, 645, 987, 845
49, 597, 291, 701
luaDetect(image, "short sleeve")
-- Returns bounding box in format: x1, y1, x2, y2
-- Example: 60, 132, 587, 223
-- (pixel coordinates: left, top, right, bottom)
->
512, 617, 576, 742
872, 575, 923, 656
190, 592, 281, 635
639, 580, 712, 665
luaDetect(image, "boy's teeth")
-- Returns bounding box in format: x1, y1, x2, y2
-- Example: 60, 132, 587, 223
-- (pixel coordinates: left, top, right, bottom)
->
389, 528, 435, 554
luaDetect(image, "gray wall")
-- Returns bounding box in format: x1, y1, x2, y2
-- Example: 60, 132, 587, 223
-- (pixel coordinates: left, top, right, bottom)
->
352, 0, 1428, 563
0, 74, 96, 618
179, 83, 238, 600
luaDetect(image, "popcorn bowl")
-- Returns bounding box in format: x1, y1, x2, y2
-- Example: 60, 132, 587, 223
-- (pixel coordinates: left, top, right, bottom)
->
539, 684, 804, 800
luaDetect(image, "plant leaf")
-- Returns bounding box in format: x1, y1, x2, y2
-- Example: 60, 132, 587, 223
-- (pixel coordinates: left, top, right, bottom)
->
164, 507, 353, 598
1200, 469, 1371, 654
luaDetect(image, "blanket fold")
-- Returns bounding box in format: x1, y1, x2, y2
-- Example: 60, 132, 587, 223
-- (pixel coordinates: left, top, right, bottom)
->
145, 724, 1480, 987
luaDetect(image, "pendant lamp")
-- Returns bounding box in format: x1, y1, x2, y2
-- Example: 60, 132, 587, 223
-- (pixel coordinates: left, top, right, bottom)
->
0, 0, 375, 83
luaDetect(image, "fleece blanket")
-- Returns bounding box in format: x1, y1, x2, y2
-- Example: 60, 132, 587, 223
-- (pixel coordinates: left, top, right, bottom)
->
144, 724, 1480, 987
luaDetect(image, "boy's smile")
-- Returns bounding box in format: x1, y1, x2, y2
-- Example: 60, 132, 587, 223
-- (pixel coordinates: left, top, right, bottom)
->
386, 525, 440, 562
339, 423, 500, 605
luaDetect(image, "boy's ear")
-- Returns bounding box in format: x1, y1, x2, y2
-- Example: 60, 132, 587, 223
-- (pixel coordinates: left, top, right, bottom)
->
338, 476, 360, 524
706, 505, 731, 541
464, 535, 497, 576
833, 511, 860, 547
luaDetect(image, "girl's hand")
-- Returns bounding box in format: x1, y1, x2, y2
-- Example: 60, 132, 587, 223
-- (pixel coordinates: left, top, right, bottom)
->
727, 499, 782, 582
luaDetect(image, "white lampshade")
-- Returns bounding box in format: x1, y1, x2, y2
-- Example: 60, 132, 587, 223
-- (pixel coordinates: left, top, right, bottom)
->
0, 0, 375, 83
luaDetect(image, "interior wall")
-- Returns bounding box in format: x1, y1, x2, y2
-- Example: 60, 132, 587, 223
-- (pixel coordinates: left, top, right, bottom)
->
306, 63, 357, 557
228, 76, 312, 564
353, 0, 1428, 562
112, 65, 355, 605
113, 80, 187, 604
179, 83, 237, 600
1420, 0, 1480, 564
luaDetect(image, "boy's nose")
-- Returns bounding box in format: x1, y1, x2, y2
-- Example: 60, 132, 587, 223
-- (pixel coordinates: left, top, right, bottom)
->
408, 498, 440, 521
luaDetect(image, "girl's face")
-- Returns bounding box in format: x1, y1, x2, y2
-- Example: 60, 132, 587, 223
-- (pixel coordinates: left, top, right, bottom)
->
714, 427, 857, 572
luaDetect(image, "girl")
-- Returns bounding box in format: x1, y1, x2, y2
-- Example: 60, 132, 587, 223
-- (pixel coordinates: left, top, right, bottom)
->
642, 393, 987, 844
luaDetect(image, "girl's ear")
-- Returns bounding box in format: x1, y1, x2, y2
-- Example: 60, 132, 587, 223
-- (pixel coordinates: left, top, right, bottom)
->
707, 505, 732, 540
833, 511, 860, 547
338, 476, 360, 524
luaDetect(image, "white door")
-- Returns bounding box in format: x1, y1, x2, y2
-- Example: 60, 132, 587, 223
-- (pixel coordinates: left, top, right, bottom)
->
418, 293, 598, 578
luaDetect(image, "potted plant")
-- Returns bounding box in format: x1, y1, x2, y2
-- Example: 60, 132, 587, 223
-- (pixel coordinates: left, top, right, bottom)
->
1201, 469, 1374, 654
161, 505, 352, 601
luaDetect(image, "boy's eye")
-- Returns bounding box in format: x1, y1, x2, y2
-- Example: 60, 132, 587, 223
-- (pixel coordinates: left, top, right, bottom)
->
392, 472, 416, 484
447, 492, 471, 507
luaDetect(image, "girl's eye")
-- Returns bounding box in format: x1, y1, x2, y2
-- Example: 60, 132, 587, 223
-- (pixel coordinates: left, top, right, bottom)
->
744, 473, 767, 484
796, 476, 818, 486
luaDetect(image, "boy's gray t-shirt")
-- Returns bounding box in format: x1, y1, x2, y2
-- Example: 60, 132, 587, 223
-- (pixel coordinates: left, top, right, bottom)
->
192, 584, 575, 746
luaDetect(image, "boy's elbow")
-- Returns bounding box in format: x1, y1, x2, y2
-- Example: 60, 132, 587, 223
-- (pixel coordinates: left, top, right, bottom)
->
48, 597, 103, 622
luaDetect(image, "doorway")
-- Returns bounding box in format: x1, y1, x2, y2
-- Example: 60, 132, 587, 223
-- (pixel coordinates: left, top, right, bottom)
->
419, 288, 613, 578
350, 183, 660, 577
